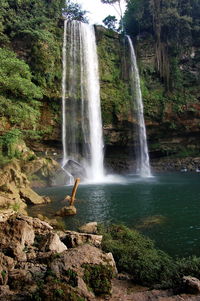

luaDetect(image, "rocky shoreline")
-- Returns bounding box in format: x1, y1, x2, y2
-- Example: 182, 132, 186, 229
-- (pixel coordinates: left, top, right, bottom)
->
1, 157, 200, 300
106, 156, 200, 174
1, 213, 200, 300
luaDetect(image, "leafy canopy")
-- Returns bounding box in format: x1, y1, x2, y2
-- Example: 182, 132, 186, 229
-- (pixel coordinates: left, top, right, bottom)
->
103, 15, 118, 30
0, 48, 42, 100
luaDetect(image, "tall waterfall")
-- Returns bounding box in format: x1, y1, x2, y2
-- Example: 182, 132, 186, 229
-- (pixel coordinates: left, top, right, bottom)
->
62, 20, 105, 182
127, 36, 152, 177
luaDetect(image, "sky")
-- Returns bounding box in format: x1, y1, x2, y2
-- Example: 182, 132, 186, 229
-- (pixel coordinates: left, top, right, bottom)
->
73, 0, 127, 25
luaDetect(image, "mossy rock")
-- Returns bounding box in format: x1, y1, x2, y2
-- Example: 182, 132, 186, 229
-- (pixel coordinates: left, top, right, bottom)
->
82, 263, 113, 296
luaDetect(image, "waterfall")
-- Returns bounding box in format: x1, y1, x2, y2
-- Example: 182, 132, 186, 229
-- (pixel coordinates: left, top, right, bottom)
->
127, 35, 152, 177
62, 20, 105, 183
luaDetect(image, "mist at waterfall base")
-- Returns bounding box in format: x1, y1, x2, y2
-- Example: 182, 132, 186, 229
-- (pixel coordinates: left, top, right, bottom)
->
30, 172, 200, 257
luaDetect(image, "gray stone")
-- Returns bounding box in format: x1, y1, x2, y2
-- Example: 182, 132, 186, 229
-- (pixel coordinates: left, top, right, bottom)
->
62, 230, 102, 248
40, 233, 67, 253
79, 222, 98, 234
55, 205, 77, 216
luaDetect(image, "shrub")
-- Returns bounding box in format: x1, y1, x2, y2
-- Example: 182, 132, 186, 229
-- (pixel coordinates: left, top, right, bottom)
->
99, 224, 176, 287
82, 263, 113, 296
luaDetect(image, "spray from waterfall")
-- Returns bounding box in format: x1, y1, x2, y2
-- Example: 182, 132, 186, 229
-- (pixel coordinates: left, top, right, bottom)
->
62, 20, 105, 183
127, 35, 152, 178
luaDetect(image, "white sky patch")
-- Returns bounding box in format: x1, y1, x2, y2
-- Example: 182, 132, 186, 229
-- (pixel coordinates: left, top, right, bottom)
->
73, 0, 127, 25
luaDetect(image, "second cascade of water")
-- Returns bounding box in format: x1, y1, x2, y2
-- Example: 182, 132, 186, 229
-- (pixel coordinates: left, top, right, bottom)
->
62, 20, 105, 183
127, 36, 152, 178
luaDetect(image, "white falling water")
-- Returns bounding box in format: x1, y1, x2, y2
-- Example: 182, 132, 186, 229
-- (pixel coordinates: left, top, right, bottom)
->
80, 23, 105, 181
127, 35, 152, 177
62, 20, 105, 183
62, 20, 67, 165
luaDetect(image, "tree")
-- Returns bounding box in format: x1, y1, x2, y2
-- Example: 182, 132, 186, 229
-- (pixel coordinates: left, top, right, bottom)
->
103, 15, 118, 30
101, 0, 125, 32
62, 1, 88, 22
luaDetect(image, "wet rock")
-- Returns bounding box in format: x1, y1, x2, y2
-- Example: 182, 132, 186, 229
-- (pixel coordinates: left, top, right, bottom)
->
63, 159, 86, 180
55, 205, 77, 216
79, 222, 98, 234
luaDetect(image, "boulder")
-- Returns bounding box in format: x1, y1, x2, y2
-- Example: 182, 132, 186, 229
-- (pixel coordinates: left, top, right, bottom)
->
63, 159, 86, 179
183, 276, 200, 294
55, 205, 77, 216
15, 215, 53, 234
0, 160, 52, 209
0, 214, 53, 261
61, 230, 102, 248
19, 187, 47, 205
48, 244, 116, 298
22, 157, 60, 177
0, 214, 118, 300
39, 233, 67, 253
79, 222, 98, 234
50, 169, 71, 186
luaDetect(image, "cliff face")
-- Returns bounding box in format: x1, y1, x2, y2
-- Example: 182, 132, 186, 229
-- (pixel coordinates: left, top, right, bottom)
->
0, 23, 199, 167
137, 36, 200, 159
96, 26, 200, 162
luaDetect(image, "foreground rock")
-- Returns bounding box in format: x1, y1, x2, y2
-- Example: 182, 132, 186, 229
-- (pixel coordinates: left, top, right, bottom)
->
1, 214, 200, 301
61, 230, 103, 248
0, 214, 116, 300
183, 276, 200, 294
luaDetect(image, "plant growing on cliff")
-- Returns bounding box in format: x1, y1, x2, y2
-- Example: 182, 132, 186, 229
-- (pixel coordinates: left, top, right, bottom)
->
124, 0, 199, 90
0, 48, 42, 100
0, 129, 23, 158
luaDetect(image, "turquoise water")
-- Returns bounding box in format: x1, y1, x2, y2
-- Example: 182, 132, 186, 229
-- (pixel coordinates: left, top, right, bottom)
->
29, 173, 200, 257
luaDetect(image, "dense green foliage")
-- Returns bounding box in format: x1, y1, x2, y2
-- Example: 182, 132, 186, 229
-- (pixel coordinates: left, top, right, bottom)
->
124, 0, 200, 89
99, 224, 200, 288
0, 0, 87, 157
0, 48, 42, 129
100, 224, 175, 286
97, 28, 131, 125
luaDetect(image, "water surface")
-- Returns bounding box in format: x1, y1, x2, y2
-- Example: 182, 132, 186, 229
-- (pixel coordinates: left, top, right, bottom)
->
29, 172, 200, 257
